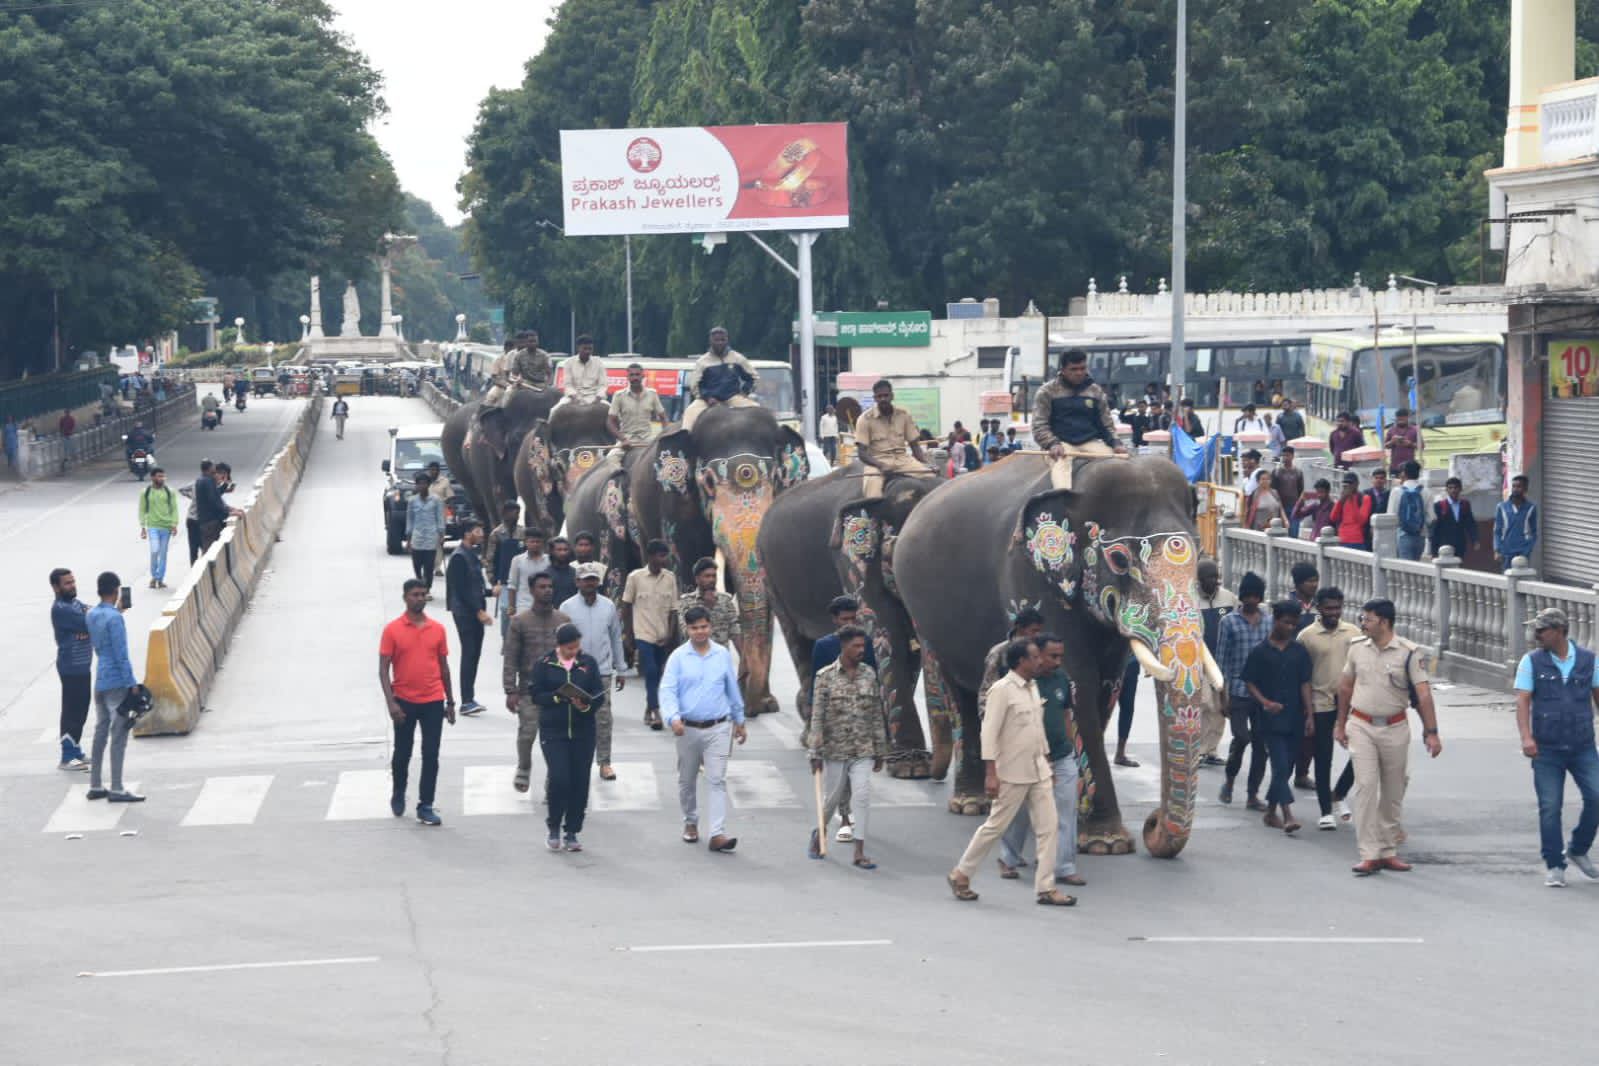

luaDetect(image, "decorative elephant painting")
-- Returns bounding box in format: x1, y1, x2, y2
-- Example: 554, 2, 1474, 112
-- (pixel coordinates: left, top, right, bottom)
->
512, 400, 616, 535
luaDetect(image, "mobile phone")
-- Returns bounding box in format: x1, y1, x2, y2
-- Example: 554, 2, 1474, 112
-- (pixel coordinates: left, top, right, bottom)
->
118, 586, 132, 610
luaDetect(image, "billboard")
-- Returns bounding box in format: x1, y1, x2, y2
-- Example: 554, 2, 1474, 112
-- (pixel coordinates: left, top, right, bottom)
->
561, 123, 849, 236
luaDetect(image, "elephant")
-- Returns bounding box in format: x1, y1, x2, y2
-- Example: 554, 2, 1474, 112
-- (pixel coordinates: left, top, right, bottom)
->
759, 462, 938, 778
892, 452, 1224, 859
567, 403, 807, 715
511, 400, 617, 535
440, 388, 562, 530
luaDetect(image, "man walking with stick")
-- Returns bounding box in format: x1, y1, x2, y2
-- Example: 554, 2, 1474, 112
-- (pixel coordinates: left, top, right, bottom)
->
806, 625, 887, 870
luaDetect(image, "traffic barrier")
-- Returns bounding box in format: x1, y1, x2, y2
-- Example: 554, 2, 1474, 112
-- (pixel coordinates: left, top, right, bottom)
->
421, 381, 461, 419
137, 394, 324, 735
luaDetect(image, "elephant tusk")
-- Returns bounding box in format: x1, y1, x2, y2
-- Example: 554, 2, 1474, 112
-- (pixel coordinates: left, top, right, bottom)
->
1200, 644, 1225, 693
1130, 640, 1176, 684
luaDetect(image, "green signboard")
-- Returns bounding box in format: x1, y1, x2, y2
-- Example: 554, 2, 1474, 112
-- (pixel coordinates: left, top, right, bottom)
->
893, 387, 941, 434
816, 310, 932, 347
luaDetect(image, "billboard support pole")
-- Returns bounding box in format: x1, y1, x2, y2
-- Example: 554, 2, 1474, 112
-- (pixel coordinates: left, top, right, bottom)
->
625, 235, 634, 354
795, 231, 818, 444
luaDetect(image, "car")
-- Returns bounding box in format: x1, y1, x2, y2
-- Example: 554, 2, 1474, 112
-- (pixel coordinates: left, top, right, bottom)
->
381, 423, 475, 554
250, 367, 278, 396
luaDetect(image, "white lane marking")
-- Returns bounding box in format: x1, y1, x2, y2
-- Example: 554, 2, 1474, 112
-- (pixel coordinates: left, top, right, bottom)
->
44, 783, 141, 834
180, 775, 274, 826
462, 765, 536, 816
589, 762, 659, 812
755, 712, 802, 750
724, 760, 798, 808
619, 939, 892, 954
79, 956, 381, 978
869, 776, 939, 808
325, 770, 393, 821
1131, 936, 1424, 944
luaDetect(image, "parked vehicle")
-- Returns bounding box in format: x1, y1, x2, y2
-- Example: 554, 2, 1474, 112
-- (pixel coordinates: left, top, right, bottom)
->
380, 423, 474, 554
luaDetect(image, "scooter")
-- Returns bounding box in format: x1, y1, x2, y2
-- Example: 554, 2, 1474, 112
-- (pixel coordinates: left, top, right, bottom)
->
202, 408, 220, 430
123, 438, 155, 480
235, 391, 247, 413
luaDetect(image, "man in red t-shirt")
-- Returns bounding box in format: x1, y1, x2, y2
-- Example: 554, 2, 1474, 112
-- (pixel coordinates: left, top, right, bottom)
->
379, 579, 455, 825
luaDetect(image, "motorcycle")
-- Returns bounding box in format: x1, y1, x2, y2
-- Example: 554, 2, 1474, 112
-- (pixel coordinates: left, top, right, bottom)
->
202, 408, 220, 431
235, 391, 247, 412
123, 437, 155, 480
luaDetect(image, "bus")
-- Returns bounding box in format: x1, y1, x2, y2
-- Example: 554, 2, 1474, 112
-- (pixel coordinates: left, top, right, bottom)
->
1303, 330, 1506, 468
552, 355, 800, 426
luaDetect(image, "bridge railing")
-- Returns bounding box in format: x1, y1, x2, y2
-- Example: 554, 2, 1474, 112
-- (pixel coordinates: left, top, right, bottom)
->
17, 385, 196, 479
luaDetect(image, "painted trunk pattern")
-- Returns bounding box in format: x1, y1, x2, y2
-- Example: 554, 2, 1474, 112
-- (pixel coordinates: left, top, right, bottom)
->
700, 454, 777, 714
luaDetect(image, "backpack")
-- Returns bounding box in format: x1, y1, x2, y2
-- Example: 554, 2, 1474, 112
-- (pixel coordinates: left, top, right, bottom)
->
1398, 485, 1424, 536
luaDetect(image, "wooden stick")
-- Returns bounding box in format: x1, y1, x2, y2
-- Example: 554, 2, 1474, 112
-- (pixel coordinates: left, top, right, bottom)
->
812, 766, 828, 858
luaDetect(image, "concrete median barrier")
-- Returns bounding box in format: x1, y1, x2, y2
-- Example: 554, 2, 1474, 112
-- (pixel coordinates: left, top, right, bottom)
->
137, 395, 323, 735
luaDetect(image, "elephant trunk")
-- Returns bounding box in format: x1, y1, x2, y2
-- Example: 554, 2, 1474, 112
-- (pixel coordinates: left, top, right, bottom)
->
708, 483, 777, 715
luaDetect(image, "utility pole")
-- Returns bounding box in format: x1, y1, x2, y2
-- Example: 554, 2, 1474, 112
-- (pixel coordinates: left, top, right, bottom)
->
1169, 0, 1188, 405
625, 235, 634, 353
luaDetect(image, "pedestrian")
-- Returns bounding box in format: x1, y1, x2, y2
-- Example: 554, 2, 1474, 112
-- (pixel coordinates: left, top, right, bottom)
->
572, 530, 599, 566
946, 638, 1078, 907
1275, 397, 1305, 443
1329, 474, 1371, 549
1362, 469, 1391, 548
331, 395, 350, 439
1233, 404, 1268, 435
378, 579, 455, 826
49, 568, 92, 771
404, 473, 444, 593
137, 467, 180, 590
1394, 460, 1427, 561
425, 461, 453, 577
58, 409, 76, 470
1328, 411, 1366, 468
1286, 562, 1320, 787
1494, 475, 1539, 572
85, 571, 142, 803
1515, 607, 1599, 888
1218, 571, 1270, 810
503, 572, 571, 793
1429, 476, 1479, 559
1243, 601, 1315, 834
997, 635, 1086, 887
807, 595, 879, 843
180, 460, 210, 564
485, 502, 523, 630
663, 605, 746, 852
978, 607, 1046, 713
3, 414, 19, 472
1271, 446, 1304, 517
818, 404, 839, 464
622, 540, 679, 731
560, 563, 625, 780
806, 624, 888, 870
1115, 656, 1142, 768
531, 622, 607, 852
1237, 449, 1263, 499
444, 521, 491, 716
1290, 478, 1335, 542
1298, 587, 1361, 829
193, 461, 240, 553
1336, 598, 1441, 876
1179, 398, 1205, 439
1195, 560, 1237, 766
545, 536, 580, 606
677, 557, 740, 650
505, 528, 549, 617
1384, 408, 1418, 471
1246, 469, 1283, 532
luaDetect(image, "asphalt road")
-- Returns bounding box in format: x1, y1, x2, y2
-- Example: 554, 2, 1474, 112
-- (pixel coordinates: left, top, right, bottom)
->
0, 396, 1589, 1066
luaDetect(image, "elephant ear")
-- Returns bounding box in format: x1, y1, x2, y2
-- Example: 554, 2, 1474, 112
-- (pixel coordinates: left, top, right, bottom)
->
1016, 489, 1081, 602
653, 428, 695, 497
524, 419, 557, 519
595, 458, 633, 596
478, 406, 512, 461
774, 427, 810, 490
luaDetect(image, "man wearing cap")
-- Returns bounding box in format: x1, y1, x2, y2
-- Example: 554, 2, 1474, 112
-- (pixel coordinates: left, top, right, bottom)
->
1514, 607, 1599, 888
561, 563, 626, 780
1335, 598, 1441, 876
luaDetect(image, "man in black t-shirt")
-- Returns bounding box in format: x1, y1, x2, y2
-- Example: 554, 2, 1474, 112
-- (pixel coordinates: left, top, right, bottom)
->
1242, 601, 1315, 835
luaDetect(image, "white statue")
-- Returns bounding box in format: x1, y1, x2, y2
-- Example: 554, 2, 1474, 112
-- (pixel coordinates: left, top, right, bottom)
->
341, 282, 361, 337
308, 276, 325, 339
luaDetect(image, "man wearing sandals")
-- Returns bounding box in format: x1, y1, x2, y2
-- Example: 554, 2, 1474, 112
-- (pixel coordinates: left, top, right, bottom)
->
997, 635, 1085, 888
948, 638, 1077, 907
806, 626, 887, 870
504, 573, 571, 795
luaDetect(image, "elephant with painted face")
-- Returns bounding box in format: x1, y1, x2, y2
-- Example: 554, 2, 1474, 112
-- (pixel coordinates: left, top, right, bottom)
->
512, 401, 616, 535
440, 389, 562, 530
760, 463, 938, 777
892, 453, 1223, 858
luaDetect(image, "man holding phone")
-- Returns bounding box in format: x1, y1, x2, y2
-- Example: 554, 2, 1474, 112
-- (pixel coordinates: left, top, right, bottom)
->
86, 571, 142, 803
379, 579, 455, 826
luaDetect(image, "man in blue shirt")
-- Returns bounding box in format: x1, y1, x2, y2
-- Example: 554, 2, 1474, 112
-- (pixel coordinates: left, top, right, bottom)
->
1494, 475, 1539, 572
663, 605, 746, 852
86, 571, 143, 803
1515, 607, 1599, 887
50, 568, 93, 771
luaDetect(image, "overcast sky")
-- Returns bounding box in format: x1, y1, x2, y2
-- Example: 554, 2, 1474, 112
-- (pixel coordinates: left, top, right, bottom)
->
332, 0, 561, 225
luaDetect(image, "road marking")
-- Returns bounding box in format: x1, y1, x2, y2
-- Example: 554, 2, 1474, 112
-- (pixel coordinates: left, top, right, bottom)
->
589, 762, 659, 812
618, 939, 892, 954
181, 775, 273, 826
43, 783, 141, 834
462, 765, 535, 816
870, 776, 939, 808
1130, 936, 1425, 944
325, 770, 393, 821
725, 760, 797, 808
756, 712, 802, 750
78, 956, 381, 979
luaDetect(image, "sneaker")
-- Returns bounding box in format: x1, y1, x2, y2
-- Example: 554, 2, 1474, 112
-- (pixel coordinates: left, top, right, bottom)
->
58, 758, 89, 772
460, 701, 486, 716
416, 804, 442, 826
108, 791, 146, 803
1218, 780, 1234, 805
1335, 800, 1353, 823
546, 835, 562, 852
1201, 754, 1226, 767
1546, 866, 1567, 888
1318, 814, 1337, 830
390, 793, 404, 817
1567, 852, 1599, 880
564, 835, 582, 852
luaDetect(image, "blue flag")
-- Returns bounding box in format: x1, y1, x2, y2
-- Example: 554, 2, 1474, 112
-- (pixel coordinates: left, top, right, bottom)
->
1170, 423, 1218, 483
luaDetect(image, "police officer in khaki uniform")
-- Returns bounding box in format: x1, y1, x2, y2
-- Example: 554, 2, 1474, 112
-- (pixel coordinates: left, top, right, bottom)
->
1334, 597, 1442, 876
854, 379, 933, 498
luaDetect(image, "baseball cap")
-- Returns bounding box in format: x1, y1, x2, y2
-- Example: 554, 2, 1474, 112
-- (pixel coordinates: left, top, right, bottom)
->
576, 562, 605, 581
1532, 607, 1568, 631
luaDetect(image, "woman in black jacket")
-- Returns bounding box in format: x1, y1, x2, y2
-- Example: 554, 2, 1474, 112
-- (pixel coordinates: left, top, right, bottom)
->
530, 623, 607, 852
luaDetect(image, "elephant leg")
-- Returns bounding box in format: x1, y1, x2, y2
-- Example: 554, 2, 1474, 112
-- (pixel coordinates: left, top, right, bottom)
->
1077, 652, 1135, 856
878, 608, 930, 780
919, 641, 957, 782
947, 682, 988, 817
772, 609, 816, 722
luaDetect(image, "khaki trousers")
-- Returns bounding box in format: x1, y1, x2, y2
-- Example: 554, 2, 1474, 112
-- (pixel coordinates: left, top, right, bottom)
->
1348, 715, 1410, 860
682, 394, 757, 431
860, 463, 934, 499
1048, 440, 1117, 490
1199, 691, 1227, 757
955, 779, 1058, 894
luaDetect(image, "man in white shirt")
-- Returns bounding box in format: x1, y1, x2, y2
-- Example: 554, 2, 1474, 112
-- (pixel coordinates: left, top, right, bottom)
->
506, 530, 550, 618
561, 336, 608, 405
560, 563, 626, 780
818, 405, 839, 465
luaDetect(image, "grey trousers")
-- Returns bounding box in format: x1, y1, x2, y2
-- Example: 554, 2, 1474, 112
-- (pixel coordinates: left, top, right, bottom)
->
676, 719, 732, 837
999, 755, 1079, 877
822, 758, 873, 842
90, 687, 133, 791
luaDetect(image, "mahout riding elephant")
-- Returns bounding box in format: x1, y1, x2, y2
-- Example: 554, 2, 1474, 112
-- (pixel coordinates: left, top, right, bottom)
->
512, 401, 617, 535
760, 462, 937, 777
440, 388, 562, 529
892, 453, 1224, 858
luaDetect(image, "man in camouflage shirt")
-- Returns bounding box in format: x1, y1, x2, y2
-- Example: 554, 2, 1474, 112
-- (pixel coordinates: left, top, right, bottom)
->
677, 556, 741, 649
806, 625, 888, 869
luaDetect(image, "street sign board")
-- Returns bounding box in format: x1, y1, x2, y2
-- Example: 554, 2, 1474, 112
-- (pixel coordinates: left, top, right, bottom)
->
812, 311, 931, 347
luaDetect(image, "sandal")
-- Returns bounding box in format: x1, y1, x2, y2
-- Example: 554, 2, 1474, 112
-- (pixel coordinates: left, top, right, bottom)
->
1060, 874, 1087, 886
514, 770, 530, 793
946, 873, 979, 902
807, 829, 824, 860
599, 765, 616, 781
996, 859, 1020, 880
682, 823, 699, 844
1283, 820, 1302, 835
1114, 755, 1141, 768
1036, 890, 1077, 907
852, 857, 877, 871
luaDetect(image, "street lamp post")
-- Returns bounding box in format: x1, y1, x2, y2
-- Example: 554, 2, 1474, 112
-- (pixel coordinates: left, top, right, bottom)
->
299, 314, 311, 342
234, 317, 245, 347
454, 313, 468, 342
264, 342, 276, 369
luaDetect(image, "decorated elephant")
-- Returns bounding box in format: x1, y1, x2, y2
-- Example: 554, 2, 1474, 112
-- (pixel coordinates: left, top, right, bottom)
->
892, 453, 1223, 858
760, 462, 937, 777
440, 388, 562, 529
512, 401, 617, 534
563, 445, 650, 597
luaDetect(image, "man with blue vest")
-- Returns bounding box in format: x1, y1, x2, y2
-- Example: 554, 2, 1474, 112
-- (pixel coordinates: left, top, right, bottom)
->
1030, 349, 1128, 491
1515, 607, 1599, 888
1493, 475, 1539, 572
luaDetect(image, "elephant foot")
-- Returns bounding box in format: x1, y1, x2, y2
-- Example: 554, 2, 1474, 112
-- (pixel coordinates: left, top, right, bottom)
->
947, 793, 990, 816
1078, 821, 1137, 856
887, 753, 932, 779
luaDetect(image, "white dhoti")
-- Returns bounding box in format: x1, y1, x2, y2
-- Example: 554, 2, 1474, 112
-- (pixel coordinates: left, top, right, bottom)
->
1048, 440, 1119, 490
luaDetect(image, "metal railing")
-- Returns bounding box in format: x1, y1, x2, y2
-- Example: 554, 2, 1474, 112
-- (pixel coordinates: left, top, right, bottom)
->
18, 385, 196, 480
0, 366, 119, 423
